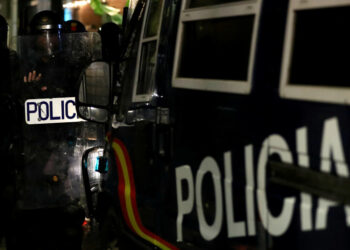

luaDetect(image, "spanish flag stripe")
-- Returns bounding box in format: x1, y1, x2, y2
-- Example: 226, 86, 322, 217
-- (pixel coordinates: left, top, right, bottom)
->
116, 139, 177, 250
113, 147, 135, 233
113, 141, 165, 247
112, 139, 178, 250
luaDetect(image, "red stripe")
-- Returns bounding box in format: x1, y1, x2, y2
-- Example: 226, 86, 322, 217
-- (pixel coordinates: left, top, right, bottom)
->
115, 139, 178, 249
114, 146, 134, 233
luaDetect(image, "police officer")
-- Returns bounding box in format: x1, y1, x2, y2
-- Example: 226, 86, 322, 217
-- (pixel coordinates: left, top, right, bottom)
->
62, 19, 94, 69
63, 19, 86, 33
0, 14, 20, 94
22, 10, 75, 97
0, 14, 21, 250
14, 10, 86, 250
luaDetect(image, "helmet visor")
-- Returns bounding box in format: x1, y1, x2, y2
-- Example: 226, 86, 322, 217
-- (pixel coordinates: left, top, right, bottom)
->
34, 31, 62, 59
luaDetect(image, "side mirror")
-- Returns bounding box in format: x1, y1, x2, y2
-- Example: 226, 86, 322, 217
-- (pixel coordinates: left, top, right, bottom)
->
82, 146, 107, 218
76, 61, 111, 123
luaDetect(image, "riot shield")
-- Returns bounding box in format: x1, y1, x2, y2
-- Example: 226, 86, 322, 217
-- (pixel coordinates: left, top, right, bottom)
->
14, 32, 105, 211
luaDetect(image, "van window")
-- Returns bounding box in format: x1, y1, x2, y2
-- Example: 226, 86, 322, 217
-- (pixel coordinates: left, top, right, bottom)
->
290, 7, 350, 87
280, 0, 350, 104
132, 0, 164, 102
172, 0, 262, 94
189, 0, 250, 8
144, 0, 163, 38
179, 15, 254, 81
137, 42, 157, 95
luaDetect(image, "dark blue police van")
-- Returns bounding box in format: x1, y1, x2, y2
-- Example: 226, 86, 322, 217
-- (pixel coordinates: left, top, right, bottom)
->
77, 0, 350, 249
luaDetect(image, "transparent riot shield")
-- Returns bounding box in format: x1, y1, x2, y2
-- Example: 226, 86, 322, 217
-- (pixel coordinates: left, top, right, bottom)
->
15, 32, 106, 211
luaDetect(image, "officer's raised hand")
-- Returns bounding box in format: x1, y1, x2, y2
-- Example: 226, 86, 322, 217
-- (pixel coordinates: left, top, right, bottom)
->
24, 70, 42, 83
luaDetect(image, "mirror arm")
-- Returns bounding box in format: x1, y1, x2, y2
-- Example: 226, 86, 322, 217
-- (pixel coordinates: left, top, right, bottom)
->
122, 6, 128, 33
114, 104, 125, 122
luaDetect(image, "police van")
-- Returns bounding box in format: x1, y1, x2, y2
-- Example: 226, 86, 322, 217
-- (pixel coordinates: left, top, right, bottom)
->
77, 0, 350, 249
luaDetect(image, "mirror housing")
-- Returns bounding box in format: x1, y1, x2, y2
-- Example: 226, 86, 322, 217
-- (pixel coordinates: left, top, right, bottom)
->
76, 61, 112, 123
82, 146, 105, 218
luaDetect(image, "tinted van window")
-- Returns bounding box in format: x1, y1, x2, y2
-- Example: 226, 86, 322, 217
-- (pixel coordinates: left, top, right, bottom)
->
290, 7, 350, 87
179, 15, 254, 81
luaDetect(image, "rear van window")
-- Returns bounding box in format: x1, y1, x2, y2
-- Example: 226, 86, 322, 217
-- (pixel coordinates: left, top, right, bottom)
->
280, 0, 350, 104
172, 0, 262, 94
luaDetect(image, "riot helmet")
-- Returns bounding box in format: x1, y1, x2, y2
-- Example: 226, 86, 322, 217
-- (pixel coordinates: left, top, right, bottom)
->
0, 14, 8, 49
29, 10, 63, 60
98, 22, 121, 62
63, 20, 86, 33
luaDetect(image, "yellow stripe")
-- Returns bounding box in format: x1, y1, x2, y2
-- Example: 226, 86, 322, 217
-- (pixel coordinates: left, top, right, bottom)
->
112, 141, 171, 250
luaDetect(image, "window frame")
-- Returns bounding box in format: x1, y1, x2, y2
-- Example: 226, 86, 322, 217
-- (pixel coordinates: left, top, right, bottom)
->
280, 0, 350, 104
132, 0, 165, 103
172, 0, 262, 94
